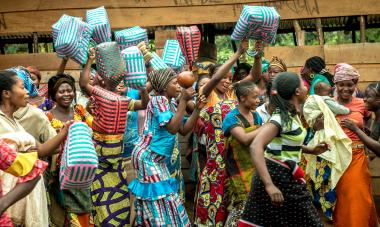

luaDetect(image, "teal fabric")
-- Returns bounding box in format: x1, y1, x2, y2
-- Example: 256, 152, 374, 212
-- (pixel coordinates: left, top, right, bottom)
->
128, 178, 179, 200
309, 74, 330, 95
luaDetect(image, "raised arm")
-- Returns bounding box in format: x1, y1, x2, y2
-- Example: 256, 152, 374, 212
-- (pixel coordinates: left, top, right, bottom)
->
166, 88, 195, 134
201, 40, 248, 97
57, 58, 68, 75
79, 50, 95, 96
242, 41, 264, 83
179, 94, 207, 135
133, 89, 150, 111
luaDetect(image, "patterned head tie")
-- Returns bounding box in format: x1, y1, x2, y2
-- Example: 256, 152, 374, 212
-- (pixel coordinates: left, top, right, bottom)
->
334, 63, 360, 83
148, 68, 177, 94
269, 56, 287, 72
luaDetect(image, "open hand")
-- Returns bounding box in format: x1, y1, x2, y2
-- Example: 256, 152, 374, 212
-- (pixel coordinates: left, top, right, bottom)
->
265, 183, 284, 206
254, 40, 264, 56
238, 39, 249, 53
196, 94, 207, 110
341, 118, 359, 133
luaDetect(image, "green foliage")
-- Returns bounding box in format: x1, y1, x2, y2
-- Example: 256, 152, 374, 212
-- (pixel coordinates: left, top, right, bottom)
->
4, 44, 28, 54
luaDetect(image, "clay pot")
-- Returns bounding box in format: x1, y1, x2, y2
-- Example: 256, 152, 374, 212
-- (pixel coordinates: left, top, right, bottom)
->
177, 71, 195, 88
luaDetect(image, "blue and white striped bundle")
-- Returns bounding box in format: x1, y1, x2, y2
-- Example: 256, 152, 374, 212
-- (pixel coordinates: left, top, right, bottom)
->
162, 40, 186, 72
86, 6, 112, 44
115, 26, 148, 50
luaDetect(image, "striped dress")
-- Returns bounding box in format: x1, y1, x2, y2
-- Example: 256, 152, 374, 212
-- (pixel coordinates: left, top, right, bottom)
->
128, 96, 190, 227
239, 111, 323, 227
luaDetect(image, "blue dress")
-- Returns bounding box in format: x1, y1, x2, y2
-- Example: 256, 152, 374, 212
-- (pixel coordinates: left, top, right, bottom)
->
128, 96, 190, 227
123, 89, 140, 157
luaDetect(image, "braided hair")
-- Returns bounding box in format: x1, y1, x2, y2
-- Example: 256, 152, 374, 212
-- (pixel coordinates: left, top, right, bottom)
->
305, 56, 334, 86
233, 81, 257, 102
269, 72, 300, 127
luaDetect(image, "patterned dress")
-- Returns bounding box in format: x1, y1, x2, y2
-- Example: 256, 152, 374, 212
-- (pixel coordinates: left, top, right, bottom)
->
128, 96, 190, 226
195, 100, 238, 226
222, 108, 262, 226
238, 111, 323, 227
46, 104, 94, 227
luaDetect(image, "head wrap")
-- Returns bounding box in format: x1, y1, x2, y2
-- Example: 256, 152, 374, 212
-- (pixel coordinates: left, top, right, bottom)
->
148, 68, 177, 93
7, 66, 38, 97
334, 63, 360, 83
269, 56, 287, 72
26, 66, 41, 81
193, 61, 214, 75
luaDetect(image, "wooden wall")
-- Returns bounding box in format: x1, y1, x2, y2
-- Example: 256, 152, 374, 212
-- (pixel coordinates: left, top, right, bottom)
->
0, 0, 379, 34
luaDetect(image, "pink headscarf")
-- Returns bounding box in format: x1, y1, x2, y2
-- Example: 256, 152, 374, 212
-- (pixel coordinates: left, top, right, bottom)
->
334, 63, 360, 83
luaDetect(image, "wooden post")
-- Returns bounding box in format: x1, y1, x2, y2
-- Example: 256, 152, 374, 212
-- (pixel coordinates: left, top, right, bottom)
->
293, 20, 305, 46
33, 32, 39, 53
359, 15, 366, 43
315, 18, 324, 45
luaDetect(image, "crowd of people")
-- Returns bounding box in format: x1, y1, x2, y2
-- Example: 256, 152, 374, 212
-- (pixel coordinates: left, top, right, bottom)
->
0, 36, 379, 227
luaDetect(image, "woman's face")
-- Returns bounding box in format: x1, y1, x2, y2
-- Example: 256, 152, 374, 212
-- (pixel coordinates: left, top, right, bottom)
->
364, 87, 380, 111
30, 73, 40, 88
197, 77, 210, 93
268, 65, 283, 81
297, 76, 308, 103
300, 66, 313, 83
55, 83, 75, 108
9, 77, 29, 108
216, 72, 232, 94
166, 77, 181, 98
336, 80, 356, 101
240, 87, 260, 111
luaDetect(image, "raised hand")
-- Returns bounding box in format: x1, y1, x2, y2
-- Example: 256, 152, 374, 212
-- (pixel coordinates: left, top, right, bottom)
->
180, 87, 196, 102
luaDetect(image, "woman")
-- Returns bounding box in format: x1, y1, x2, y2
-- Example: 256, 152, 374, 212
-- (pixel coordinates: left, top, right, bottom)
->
301, 56, 334, 95
342, 82, 380, 156
128, 68, 206, 226
80, 50, 149, 226
0, 70, 74, 226
239, 72, 329, 227
233, 63, 251, 83
268, 56, 287, 82
330, 64, 377, 227
222, 81, 262, 226
46, 73, 94, 227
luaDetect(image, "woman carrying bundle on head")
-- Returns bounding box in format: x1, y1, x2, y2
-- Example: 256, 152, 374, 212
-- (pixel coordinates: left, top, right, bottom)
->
222, 81, 263, 226
80, 49, 149, 226
128, 68, 206, 226
238, 72, 329, 227
45, 72, 94, 227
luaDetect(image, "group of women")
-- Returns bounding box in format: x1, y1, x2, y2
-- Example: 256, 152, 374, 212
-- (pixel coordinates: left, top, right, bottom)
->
0, 37, 379, 227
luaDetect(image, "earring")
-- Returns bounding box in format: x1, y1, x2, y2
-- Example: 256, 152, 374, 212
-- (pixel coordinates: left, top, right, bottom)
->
310, 73, 315, 79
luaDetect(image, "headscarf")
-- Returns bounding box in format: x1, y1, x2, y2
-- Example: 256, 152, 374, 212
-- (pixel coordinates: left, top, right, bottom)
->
26, 66, 41, 82
7, 66, 38, 97
334, 63, 360, 83
148, 68, 177, 93
48, 74, 76, 102
269, 56, 287, 72
262, 59, 270, 73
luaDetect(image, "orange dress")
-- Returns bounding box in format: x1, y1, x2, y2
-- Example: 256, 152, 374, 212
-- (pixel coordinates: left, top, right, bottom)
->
334, 97, 377, 227
205, 89, 236, 108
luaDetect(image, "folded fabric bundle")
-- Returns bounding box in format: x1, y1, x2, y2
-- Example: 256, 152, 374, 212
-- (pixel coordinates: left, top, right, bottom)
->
121, 46, 147, 89
54, 17, 93, 65
149, 52, 169, 70
162, 40, 186, 73
86, 6, 112, 44
115, 26, 149, 50
95, 41, 126, 87
60, 122, 98, 189
52, 14, 83, 58
176, 26, 201, 68
231, 6, 280, 44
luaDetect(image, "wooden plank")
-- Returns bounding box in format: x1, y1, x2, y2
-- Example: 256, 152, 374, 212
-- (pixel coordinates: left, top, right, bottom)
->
155, 30, 177, 49
324, 43, 380, 65
264, 45, 324, 67
0, 0, 269, 12
0, 0, 379, 34
39, 70, 80, 84
0, 53, 81, 71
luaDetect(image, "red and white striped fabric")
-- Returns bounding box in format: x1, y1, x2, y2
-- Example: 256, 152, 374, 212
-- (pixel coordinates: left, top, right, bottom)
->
176, 26, 201, 69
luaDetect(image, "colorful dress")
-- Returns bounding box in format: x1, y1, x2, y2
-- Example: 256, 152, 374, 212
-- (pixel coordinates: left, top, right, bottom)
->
222, 108, 262, 226
195, 100, 238, 226
128, 96, 190, 226
90, 86, 136, 226
333, 97, 377, 227
238, 111, 323, 227
46, 104, 94, 227
0, 135, 48, 227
